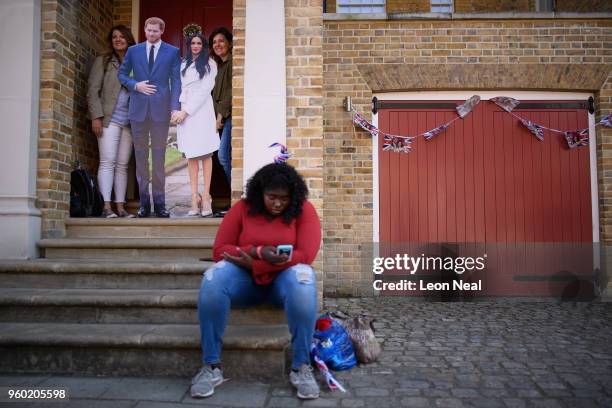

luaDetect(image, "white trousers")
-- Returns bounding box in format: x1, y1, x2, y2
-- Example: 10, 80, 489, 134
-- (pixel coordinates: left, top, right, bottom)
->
97, 124, 133, 203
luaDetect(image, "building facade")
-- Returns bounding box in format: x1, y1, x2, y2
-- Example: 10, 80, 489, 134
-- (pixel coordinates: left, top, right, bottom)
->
0, 0, 610, 296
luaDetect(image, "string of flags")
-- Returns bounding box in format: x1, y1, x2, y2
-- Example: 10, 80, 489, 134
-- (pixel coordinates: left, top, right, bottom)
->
352, 95, 612, 154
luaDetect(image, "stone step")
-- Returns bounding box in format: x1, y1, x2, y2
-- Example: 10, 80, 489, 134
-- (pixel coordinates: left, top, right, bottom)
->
64, 218, 222, 239
0, 288, 286, 325
0, 259, 207, 289
0, 322, 290, 379
38, 238, 214, 260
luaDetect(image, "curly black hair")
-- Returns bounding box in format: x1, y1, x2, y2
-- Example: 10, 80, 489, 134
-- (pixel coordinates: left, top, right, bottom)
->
245, 163, 308, 224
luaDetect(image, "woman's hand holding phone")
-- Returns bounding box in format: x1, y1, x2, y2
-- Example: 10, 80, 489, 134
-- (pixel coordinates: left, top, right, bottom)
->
260, 245, 289, 264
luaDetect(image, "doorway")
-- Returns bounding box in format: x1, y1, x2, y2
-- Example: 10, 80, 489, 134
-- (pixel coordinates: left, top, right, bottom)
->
139, 0, 233, 214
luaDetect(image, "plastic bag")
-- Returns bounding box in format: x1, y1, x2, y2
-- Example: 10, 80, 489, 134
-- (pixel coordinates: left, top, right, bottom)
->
312, 315, 357, 371
331, 311, 381, 363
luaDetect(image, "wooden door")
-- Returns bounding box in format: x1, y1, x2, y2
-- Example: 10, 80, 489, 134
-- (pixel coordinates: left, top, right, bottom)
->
378, 100, 594, 296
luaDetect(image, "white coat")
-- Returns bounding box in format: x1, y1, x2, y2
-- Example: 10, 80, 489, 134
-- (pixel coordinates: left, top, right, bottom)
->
177, 58, 219, 158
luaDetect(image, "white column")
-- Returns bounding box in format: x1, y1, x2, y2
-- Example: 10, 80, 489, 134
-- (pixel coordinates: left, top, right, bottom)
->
0, 0, 41, 259
243, 0, 287, 186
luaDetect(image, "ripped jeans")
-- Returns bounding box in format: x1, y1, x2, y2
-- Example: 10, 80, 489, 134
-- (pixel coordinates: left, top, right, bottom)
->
197, 261, 318, 370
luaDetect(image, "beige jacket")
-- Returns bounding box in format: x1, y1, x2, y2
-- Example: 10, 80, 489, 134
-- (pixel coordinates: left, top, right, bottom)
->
86, 55, 122, 128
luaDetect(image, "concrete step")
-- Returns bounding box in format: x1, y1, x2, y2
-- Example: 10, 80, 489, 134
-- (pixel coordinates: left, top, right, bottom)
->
0, 288, 286, 325
64, 218, 222, 239
38, 238, 214, 260
0, 259, 208, 289
0, 323, 290, 379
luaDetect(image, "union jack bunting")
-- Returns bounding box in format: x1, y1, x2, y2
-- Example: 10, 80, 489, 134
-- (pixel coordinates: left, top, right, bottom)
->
564, 128, 589, 149
456, 95, 481, 118
490, 96, 520, 113
599, 114, 612, 127
520, 118, 545, 141
382, 134, 414, 153
423, 124, 449, 141
352, 111, 379, 137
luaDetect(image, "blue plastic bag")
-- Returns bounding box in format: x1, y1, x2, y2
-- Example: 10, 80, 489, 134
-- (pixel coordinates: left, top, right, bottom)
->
312, 315, 357, 371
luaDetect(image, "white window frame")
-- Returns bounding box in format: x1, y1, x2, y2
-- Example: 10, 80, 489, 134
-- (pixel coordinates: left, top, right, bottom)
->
336, 0, 386, 14
431, 0, 453, 13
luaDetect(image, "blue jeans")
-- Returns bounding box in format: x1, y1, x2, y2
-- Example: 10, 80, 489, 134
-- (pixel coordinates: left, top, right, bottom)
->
218, 117, 232, 184
197, 260, 317, 370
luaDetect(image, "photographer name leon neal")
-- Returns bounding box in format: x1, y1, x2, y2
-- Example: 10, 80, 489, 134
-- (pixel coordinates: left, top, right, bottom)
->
373, 279, 482, 292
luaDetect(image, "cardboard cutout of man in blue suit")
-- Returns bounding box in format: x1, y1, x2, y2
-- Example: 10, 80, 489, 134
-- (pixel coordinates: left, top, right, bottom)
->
118, 17, 181, 218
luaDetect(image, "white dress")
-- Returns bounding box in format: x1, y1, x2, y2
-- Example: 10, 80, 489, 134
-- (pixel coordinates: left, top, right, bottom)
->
177, 58, 219, 158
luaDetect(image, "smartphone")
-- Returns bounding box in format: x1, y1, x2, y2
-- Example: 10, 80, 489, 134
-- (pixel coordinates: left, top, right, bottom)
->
276, 244, 293, 261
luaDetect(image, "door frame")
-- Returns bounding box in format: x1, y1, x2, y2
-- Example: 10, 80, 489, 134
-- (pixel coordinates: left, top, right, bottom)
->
371, 91, 599, 244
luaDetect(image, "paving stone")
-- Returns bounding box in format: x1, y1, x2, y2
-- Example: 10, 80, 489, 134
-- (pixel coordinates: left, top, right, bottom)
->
527, 399, 564, 408
502, 398, 527, 408
37, 376, 118, 399
302, 397, 340, 407
434, 397, 467, 407
267, 396, 299, 407
66, 401, 139, 408
98, 377, 187, 402
340, 399, 365, 407
181, 380, 269, 407
353, 387, 388, 397
399, 396, 430, 407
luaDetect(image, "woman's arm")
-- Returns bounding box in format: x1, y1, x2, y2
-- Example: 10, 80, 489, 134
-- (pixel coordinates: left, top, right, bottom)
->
86, 56, 105, 120
212, 200, 255, 261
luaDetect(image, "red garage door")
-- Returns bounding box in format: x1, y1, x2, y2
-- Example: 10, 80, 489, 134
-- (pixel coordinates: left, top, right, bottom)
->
378, 100, 594, 296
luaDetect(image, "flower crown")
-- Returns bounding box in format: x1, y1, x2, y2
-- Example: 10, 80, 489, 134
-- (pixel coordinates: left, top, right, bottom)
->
183, 23, 202, 38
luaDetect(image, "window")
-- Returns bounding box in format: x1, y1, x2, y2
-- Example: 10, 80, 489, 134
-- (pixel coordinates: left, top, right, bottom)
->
536, 0, 555, 12
336, 0, 386, 14
431, 0, 453, 13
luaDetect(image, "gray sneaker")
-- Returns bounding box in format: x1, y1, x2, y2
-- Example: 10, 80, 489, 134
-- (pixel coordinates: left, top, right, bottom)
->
190, 365, 224, 398
290, 364, 320, 399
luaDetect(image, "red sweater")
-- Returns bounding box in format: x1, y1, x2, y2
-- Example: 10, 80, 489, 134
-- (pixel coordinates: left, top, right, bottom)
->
212, 199, 321, 284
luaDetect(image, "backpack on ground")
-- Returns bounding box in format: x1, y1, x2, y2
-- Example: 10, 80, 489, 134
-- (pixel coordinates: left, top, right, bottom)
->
70, 161, 104, 217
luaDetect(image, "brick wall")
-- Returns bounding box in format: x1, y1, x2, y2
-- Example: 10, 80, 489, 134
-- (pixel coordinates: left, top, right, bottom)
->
231, 0, 245, 200
322, 18, 612, 295
454, 0, 533, 13
387, 0, 429, 14
39, 0, 114, 237
113, 0, 133, 27
556, 1, 612, 13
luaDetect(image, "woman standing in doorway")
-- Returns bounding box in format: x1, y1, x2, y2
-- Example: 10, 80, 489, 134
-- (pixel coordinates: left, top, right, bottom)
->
87, 25, 136, 218
174, 31, 219, 217
209, 27, 233, 188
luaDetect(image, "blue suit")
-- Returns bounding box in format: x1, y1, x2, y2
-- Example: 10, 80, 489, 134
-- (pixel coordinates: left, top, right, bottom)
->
118, 41, 181, 208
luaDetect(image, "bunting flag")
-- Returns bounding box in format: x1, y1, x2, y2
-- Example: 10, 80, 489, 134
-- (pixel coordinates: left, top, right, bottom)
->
349, 96, 607, 154
491, 96, 520, 113
423, 123, 449, 141
353, 111, 380, 137
456, 95, 481, 118
383, 134, 414, 153
269, 142, 292, 164
599, 114, 612, 127
519, 118, 545, 141
310, 344, 347, 392
564, 128, 589, 149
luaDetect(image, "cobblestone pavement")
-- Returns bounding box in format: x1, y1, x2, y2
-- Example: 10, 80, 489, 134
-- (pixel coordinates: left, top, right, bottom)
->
2, 298, 612, 408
